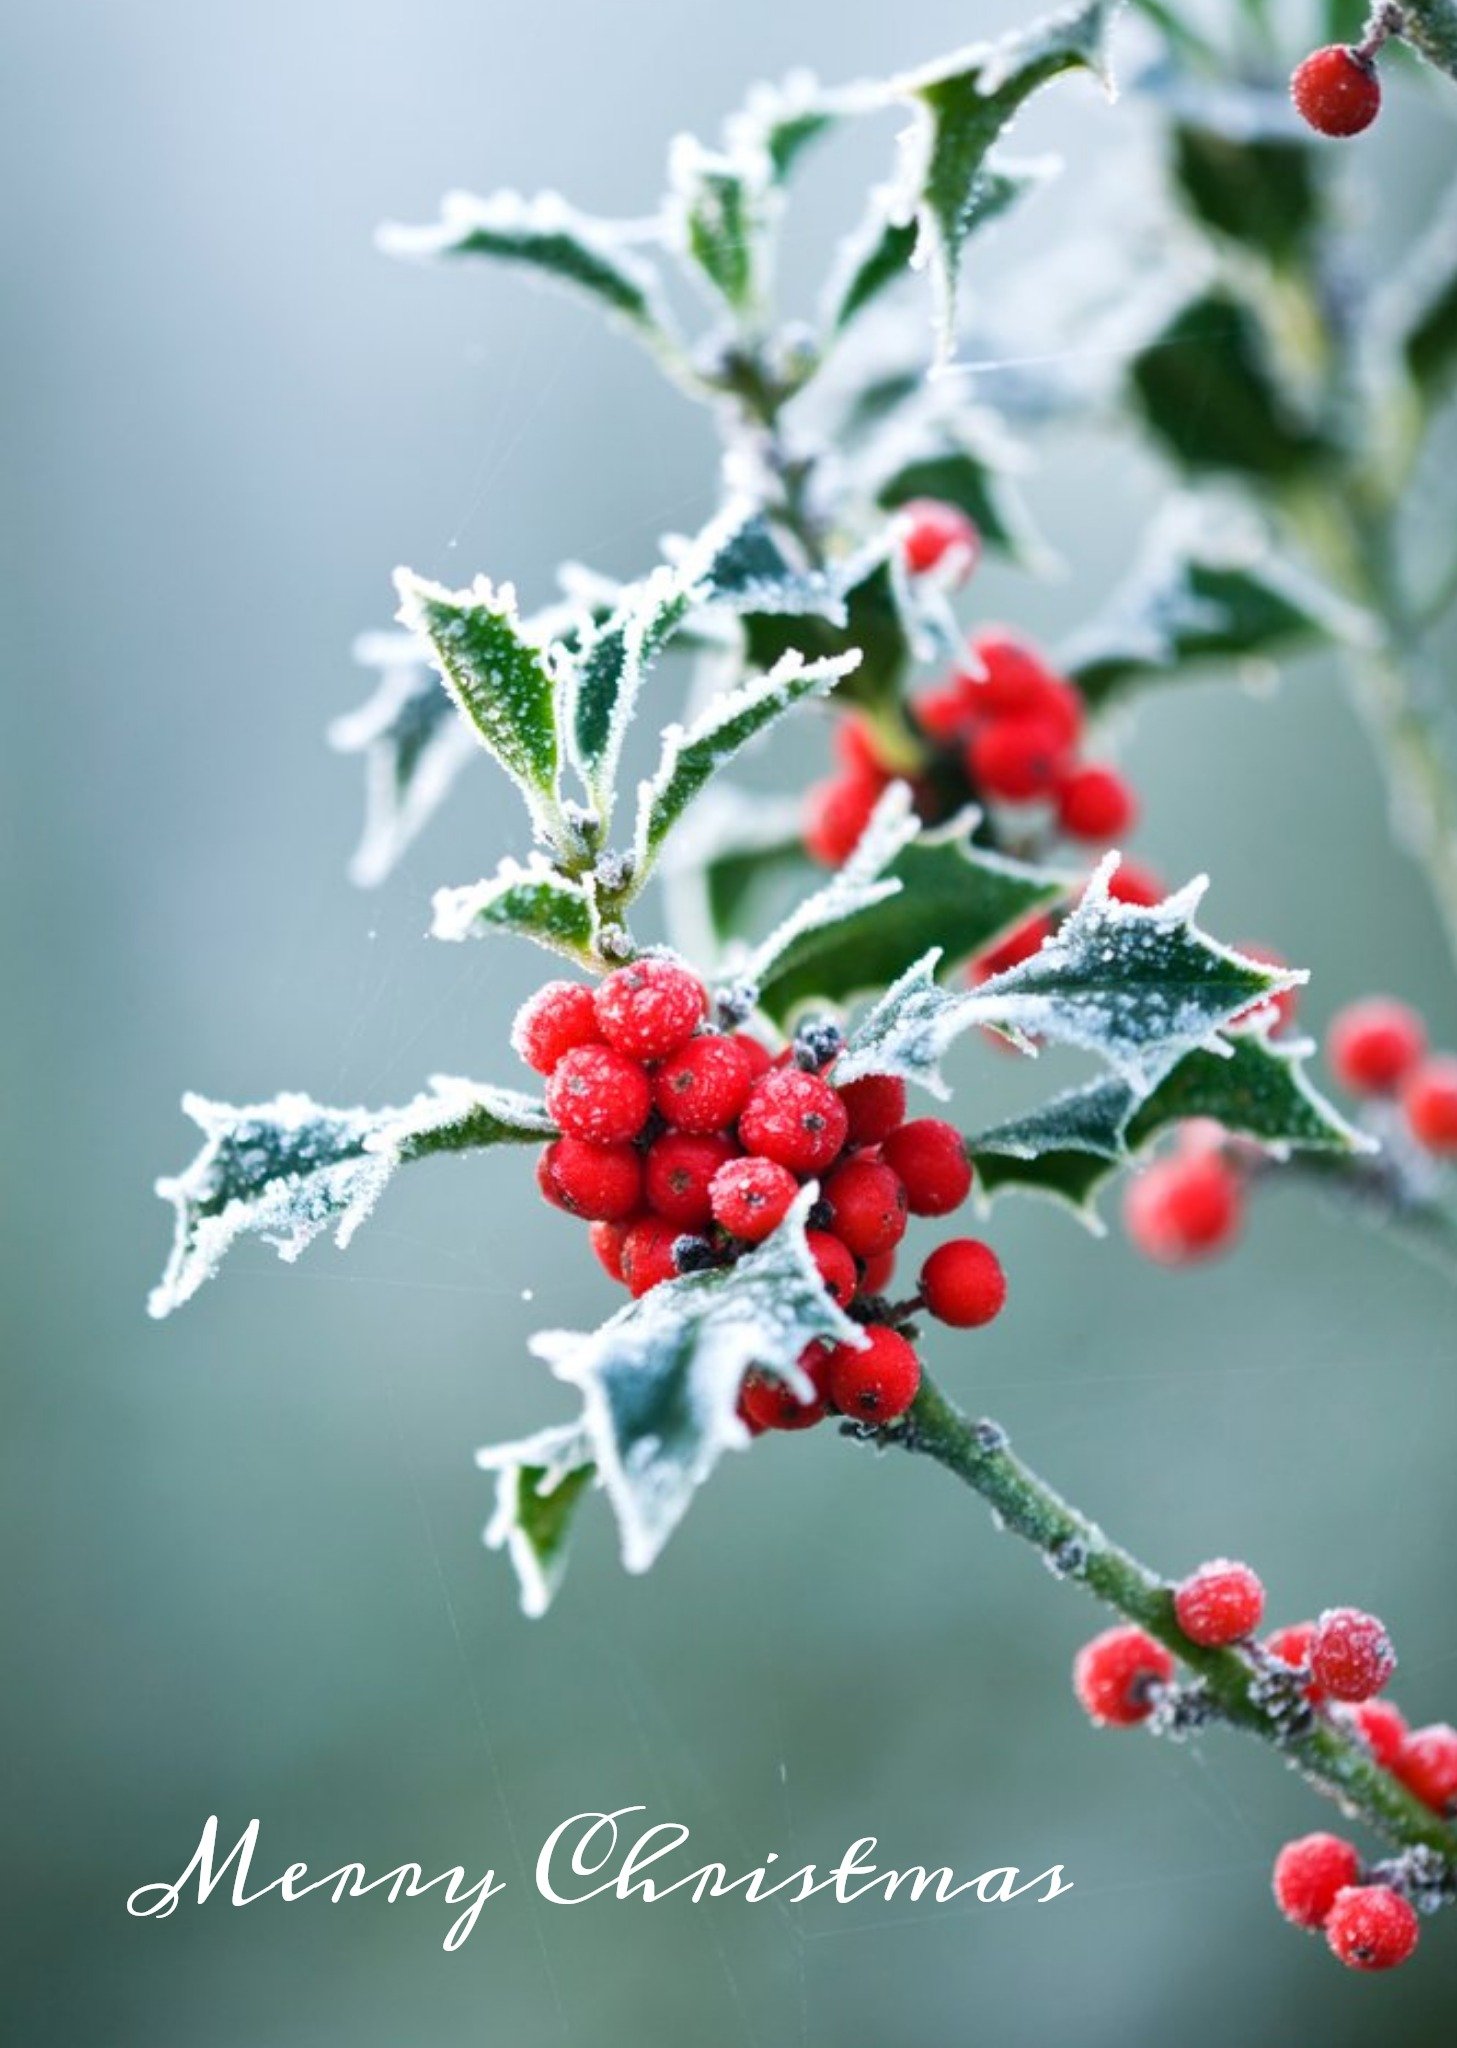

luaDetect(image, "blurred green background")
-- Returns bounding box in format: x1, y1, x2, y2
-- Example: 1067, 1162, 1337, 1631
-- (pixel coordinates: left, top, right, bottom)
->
5, 2, 1457, 2041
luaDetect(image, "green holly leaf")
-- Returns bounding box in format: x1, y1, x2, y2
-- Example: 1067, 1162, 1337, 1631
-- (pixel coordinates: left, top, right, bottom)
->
873, 412, 1049, 567
667, 135, 772, 320
431, 856, 598, 965
893, 0, 1120, 357
1129, 289, 1331, 480
1381, 176, 1457, 405
1061, 504, 1371, 710
476, 1423, 596, 1618
328, 631, 478, 887
660, 787, 810, 967
836, 862, 1299, 1099
632, 649, 859, 874
724, 71, 859, 182
150, 1079, 554, 1318
1169, 111, 1320, 269
376, 189, 683, 365
526, 1189, 859, 1576
1402, 2, 1457, 84
741, 540, 943, 720
394, 570, 562, 840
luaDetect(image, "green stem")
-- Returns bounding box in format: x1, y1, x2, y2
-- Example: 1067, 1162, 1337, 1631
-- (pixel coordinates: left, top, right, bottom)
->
860, 1372, 1457, 1865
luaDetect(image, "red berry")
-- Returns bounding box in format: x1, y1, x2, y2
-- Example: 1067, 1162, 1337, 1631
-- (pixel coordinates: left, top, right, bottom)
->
971, 914, 1054, 984
860, 1247, 898, 1295
535, 1148, 569, 1212
1272, 1833, 1362, 1931
737, 1345, 832, 1433
1327, 996, 1427, 1095
1309, 1607, 1396, 1702
1404, 1054, 1457, 1153
967, 716, 1072, 804
963, 632, 1071, 726
593, 957, 706, 1062
653, 1033, 756, 1134
1055, 763, 1138, 843
804, 771, 884, 866
539, 1136, 644, 1221
1122, 1152, 1243, 1265
920, 1238, 1007, 1328
1265, 1621, 1324, 1702
620, 1217, 682, 1298
545, 1043, 651, 1144
1072, 1625, 1174, 1727
709, 1155, 799, 1242
589, 1218, 630, 1283
824, 1325, 921, 1422
1291, 46, 1382, 139
644, 1131, 738, 1228
739, 1068, 849, 1175
1348, 1698, 1408, 1771
1395, 1723, 1457, 1814
512, 980, 602, 1074
1105, 859, 1166, 908
899, 498, 981, 583
806, 1229, 858, 1308
837, 1072, 907, 1146
913, 676, 978, 744
1325, 1885, 1418, 1972
729, 1031, 775, 1081
1173, 1559, 1265, 1646
881, 1119, 973, 1216
821, 1159, 908, 1258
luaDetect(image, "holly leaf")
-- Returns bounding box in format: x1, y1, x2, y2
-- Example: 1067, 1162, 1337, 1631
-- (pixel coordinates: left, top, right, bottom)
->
394, 570, 562, 840
150, 1079, 554, 1318
724, 71, 870, 181
892, 0, 1120, 357
632, 649, 860, 874
376, 189, 682, 365
1129, 289, 1331, 480
873, 411, 1048, 567
1168, 107, 1320, 268
476, 1423, 597, 1618
741, 539, 946, 719
1403, 3, 1457, 85
1380, 175, 1457, 405
667, 135, 771, 319
659, 787, 810, 967
1061, 504, 1371, 709
526, 1188, 860, 1576
835, 860, 1300, 1099
327, 631, 478, 888
431, 856, 598, 965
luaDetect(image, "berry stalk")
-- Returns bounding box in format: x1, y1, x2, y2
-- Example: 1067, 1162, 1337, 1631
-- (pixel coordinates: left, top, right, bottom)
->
857, 1369, 1457, 1865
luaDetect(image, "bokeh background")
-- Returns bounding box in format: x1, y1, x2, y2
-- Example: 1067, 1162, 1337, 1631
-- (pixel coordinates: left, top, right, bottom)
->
5, 2, 1457, 2042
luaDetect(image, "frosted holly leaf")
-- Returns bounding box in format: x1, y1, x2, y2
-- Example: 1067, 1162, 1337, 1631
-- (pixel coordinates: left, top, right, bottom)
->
327, 631, 478, 888
529, 1189, 860, 1577
1376, 173, 1457, 405
1061, 501, 1371, 710
836, 859, 1301, 1100
149, 1079, 554, 1318
750, 803, 1066, 1025
476, 1422, 597, 1619
376, 189, 683, 366
723, 70, 870, 181
741, 534, 950, 718
666, 134, 773, 319
891, 0, 1120, 357
632, 648, 860, 876
431, 855, 597, 965
659, 784, 809, 966
394, 570, 562, 842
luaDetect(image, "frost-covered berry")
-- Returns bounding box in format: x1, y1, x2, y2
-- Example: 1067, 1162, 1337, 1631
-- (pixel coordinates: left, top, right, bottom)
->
709, 1154, 799, 1242
620, 1217, 682, 1297
825, 1325, 921, 1422
1291, 46, 1382, 139
1272, 1833, 1362, 1931
1122, 1152, 1243, 1264
653, 1033, 756, 1135
1309, 1608, 1396, 1702
804, 771, 883, 866
964, 632, 1078, 736
1404, 1054, 1457, 1153
806, 1229, 859, 1308
899, 497, 981, 583
738, 1345, 832, 1433
545, 1043, 652, 1144
729, 1030, 775, 1081
512, 980, 602, 1074
919, 1238, 1007, 1328
1072, 1625, 1175, 1727
1055, 763, 1137, 843
1395, 1723, 1457, 1815
1324, 1885, 1419, 1971
739, 1068, 849, 1175
880, 1119, 973, 1216
837, 1072, 908, 1147
540, 1136, 643, 1221
1264, 1620, 1323, 1701
1174, 1560, 1265, 1646
645, 1131, 738, 1228
1349, 1698, 1408, 1771
967, 716, 1071, 803
593, 957, 706, 1061
1105, 859, 1166, 908
822, 1159, 908, 1258
1327, 996, 1427, 1095
589, 1218, 629, 1283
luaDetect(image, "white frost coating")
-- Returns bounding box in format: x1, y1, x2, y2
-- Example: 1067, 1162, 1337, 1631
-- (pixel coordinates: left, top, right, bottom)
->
739, 782, 918, 991
658, 784, 806, 973
663, 132, 775, 312
476, 1421, 596, 1619
527, 1188, 862, 1578
430, 853, 594, 956
329, 634, 478, 888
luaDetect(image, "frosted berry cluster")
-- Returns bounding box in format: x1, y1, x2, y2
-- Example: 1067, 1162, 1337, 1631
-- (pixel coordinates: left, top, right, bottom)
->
515, 956, 1007, 1434
1075, 1564, 1454, 1970
1326, 995, 1457, 1156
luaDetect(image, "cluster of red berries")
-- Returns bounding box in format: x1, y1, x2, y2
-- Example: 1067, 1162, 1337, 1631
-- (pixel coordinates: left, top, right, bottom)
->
1075, 1565, 1454, 1970
515, 955, 1008, 1433
803, 504, 1138, 873
1291, 43, 1384, 139
1326, 994, 1457, 1156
